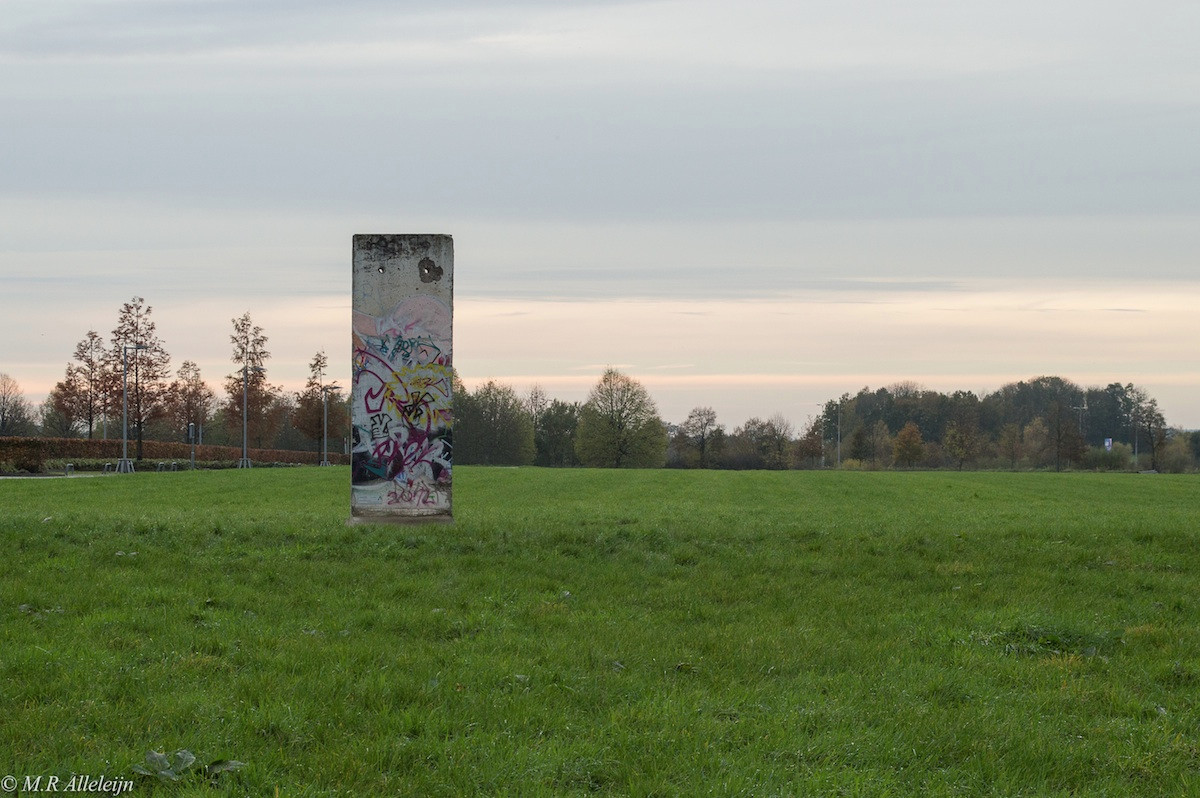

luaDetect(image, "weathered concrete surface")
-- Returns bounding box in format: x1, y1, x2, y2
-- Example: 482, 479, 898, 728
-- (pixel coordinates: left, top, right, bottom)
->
350, 234, 453, 523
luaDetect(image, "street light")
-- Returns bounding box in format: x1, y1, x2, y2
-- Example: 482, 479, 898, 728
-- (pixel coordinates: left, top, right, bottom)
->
1072, 398, 1088, 436
238, 364, 265, 469
836, 402, 842, 468
825, 399, 843, 468
117, 343, 146, 473
1130, 408, 1139, 467
810, 403, 827, 468
321, 383, 341, 466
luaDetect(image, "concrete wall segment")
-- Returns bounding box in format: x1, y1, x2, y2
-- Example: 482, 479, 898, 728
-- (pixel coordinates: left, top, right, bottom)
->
350, 234, 453, 522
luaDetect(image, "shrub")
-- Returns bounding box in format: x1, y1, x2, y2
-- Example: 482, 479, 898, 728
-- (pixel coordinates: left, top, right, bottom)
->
1082, 443, 1132, 472
1159, 436, 1196, 474
0, 437, 347, 473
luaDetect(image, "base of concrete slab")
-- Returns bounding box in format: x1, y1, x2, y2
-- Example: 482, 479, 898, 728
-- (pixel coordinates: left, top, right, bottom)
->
346, 514, 454, 527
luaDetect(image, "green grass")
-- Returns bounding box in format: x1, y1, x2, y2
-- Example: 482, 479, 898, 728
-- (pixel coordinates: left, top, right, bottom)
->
2, 468, 1199, 796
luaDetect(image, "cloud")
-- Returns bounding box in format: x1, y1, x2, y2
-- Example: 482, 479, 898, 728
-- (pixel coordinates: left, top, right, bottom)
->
2, 0, 1199, 430
0, 0, 645, 61
4, 0, 1198, 230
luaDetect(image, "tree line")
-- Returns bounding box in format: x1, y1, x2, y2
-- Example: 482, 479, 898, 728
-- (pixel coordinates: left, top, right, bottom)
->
454, 368, 668, 469
455, 374, 1200, 472
5, 299, 1197, 471
814, 378, 1190, 472
0, 297, 348, 457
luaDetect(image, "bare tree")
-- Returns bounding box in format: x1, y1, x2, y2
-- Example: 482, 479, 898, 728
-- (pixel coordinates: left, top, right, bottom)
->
70, 330, 110, 438
41, 378, 85, 437
679, 406, 723, 468
1022, 417, 1050, 468
292, 351, 344, 448
1046, 397, 1086, 471
727, 415, 793, 470
223, 312, 283, 448
766, 413, 796, 469
168, 360, 216, 442
795, 415, 824, 468
0, 373, 36, 436
103, 297, 171, 459
523, 384, 549, 431
1135, 396, 1168, 471
997, 423, 1023, 470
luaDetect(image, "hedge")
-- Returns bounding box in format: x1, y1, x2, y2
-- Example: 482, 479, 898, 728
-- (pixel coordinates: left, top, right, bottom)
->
0, 437, 349, 474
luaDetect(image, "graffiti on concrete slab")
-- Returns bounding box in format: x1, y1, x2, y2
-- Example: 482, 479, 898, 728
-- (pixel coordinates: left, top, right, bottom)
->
351, 293, 452, 511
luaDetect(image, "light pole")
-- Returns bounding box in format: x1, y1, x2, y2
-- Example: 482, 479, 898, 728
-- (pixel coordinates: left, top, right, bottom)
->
811, 403, 827, 468
834, 400, 843, 469
1130, 408, 1139, 468
117, 343, 146, 473
321, 383, 341, 466
238, 364, 264, 469
1072, 398, 1088, 438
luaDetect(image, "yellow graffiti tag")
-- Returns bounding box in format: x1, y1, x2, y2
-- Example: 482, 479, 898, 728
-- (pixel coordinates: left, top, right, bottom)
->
383, 364, 453, 429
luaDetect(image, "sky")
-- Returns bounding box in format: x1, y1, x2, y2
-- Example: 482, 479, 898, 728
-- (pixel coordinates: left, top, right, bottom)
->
2, 0, 1198, 432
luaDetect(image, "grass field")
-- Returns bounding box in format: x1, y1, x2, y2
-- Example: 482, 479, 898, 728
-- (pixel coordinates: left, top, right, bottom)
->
1, 468, 1198, 796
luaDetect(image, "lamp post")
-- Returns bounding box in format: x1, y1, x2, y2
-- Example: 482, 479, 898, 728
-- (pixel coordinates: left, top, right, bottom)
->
238, 364, 264, 469
321, 383, 341, 466
834, 400, 843, 469
1130, 408, 1139, 468
117, 343, 146, 473
811, 403, 827, 468
1072, 398, 1088, 438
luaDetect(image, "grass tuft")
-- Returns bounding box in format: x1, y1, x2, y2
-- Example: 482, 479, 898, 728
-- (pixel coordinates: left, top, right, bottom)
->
977, 623, 1125, 658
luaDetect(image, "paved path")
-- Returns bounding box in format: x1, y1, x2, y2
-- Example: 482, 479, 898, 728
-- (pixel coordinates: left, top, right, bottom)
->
0, 473, 108, 479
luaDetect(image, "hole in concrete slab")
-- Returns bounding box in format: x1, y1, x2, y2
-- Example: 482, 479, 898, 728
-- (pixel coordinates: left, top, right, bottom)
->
418, 258, 443, 283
